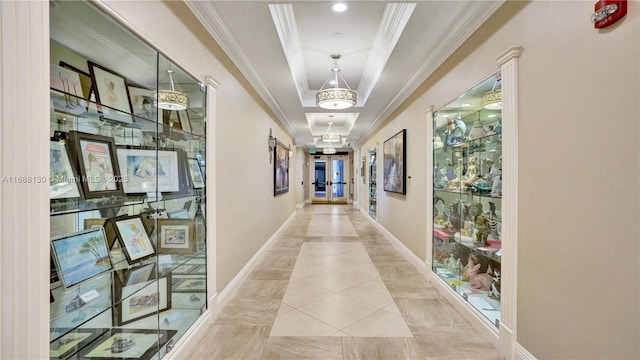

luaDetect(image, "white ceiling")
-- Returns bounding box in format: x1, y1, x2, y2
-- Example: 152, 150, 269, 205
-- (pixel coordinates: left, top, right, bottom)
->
186, 1, 504, 150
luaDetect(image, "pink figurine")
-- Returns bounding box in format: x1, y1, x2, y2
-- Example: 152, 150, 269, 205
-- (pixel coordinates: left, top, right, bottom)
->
467, 263, 493, 291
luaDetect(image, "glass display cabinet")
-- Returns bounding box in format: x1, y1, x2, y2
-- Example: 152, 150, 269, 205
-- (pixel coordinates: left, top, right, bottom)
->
431, 73, 502, 327
368, 149, 377, 220
49, 2, 207, 358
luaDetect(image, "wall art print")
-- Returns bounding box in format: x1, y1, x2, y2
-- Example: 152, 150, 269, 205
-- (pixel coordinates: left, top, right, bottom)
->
50, 227, 113, 288
128, 86, 157, 122
69, 131, 123, 199
88, 61, 132, 115
50, 140, 83, 201
113, 275, 171, 326
157, 219, 196, 255
383, 129, 406, 194
273, 139, 289, 196
187, 158, 205, 189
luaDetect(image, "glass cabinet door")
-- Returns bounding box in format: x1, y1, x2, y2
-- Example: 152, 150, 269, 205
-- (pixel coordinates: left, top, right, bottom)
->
368, 149, 377, 219
49, 2, 207, 358
432, 73, 502, 327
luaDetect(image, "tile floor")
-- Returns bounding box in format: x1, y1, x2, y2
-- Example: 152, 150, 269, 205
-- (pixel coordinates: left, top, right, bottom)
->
183, 205, 501, 360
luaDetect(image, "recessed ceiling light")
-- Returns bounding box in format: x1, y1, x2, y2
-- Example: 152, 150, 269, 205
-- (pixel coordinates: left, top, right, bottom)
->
332, 3, 348, 12
332, 32, 343, 38
488, 114, 497, 118
461, 103, 471, 107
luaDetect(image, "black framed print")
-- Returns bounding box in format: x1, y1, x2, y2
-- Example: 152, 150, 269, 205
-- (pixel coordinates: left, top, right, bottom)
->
383, 129, 406, 194
50, 328, 108, 359
112, 273, 171, 326
115, 146, 181, 195
111, 214, 156, 265
156, 219, 196, 255
273, 140, 289, 196
78, 328, 177, 359
68, 131, 124, 199
87, 61, 132, 115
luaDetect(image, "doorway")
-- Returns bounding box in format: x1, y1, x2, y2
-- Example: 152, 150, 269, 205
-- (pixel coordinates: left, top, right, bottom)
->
310, 155, 349, 204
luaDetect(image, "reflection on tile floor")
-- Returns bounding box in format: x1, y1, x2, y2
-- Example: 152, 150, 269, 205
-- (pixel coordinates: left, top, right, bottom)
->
183, 205, 501, 360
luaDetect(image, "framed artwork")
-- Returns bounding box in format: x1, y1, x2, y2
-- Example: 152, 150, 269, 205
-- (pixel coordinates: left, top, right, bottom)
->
138, 209, 157, 236
172, 274, 206, 293
68, 131, 124, 199
111, 214, 156, 264
273, 140, 290, 196
59, 61, 94, 100
113, 274, 171, 326
115, 147, 180, 194
116, 263, 156, 287
50, 328, 108, 359
128, 86, 157, 122
50, 228, 113, 289
157, 219, 196, 255
178, 110, 192, 133
83, 218, 118, 249
168, 209, 190, 219
189, 115, 205, 136
50, 63, 82, 97
170, 263, 200, 275
383, 129, 407, 194
50, 140, 83, 201
88, 61, 132, 115
187, 158, 205, 189
79, 328, 177, 360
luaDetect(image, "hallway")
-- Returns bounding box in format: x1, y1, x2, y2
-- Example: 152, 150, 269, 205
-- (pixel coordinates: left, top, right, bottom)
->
184, 205, 501, 359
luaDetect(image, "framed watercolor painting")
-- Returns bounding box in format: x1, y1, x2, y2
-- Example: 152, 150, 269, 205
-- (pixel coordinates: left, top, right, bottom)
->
59, 61, 94, 100
68, 131, 124, 199
50, 140, 83, 201
187, 158, 205, 189
178, 110, 192, 133
273, 140, 289, 196
157, 219, 196, 255
116, 147, 180, 194
172, 274, 206, 293
87, 61, 132, 115
50, 228, 113, 289
79, 328, 177, 360
113, 274, 171, 326
383, 129, 407, 195
50, 63, 82, 97
128, 86, 157, 122
50, 328, 108, 360
111, 214, 156, 265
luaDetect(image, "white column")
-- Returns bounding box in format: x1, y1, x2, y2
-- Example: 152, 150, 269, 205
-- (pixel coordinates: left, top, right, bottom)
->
496, 45, 523, 360
205, 76, 219, 321
424, 105, 435, 270
0, 1, 50, 359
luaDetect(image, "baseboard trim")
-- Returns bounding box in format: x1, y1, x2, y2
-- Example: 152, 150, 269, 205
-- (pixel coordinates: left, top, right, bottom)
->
216, 210, 297, 310
296, 202, 305, 208
375, 223, 428, 276
514, 342, 537, 360
161, 310, 211, 360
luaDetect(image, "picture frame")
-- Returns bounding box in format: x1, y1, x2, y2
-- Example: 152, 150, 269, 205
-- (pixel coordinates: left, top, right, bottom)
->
171, 274, 206, 293
50, 328, 108, 359
78, 328, 177, 360
59, 61, 94, 100
273, 139, 290, 196
50, 140, 83, 201
50, 63, 82, 98
83, 218, 118, 249
170, 263, 201, 275
189, 115, 205, 136
156, 219, 196, 255
383, 129, 407, 194
115, 146, 181, 194
112, 273, 171, 326
87, 61, 133, 115
115, 263, 157, 287
128, 86, 157, 122
111, 214, 156, 265
187, 158, 205, 189
68, 131, 124, 199
178, 109, 192, 133
168, 209, 190, 219
50, 228, 113, 289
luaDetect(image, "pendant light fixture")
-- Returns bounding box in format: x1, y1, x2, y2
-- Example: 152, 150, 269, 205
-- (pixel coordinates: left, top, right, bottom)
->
321, 121, 341, 143
315, 54, 356, 110
323, 143, 337, 154
157, 68, 189, 111
481, 73, 502, 110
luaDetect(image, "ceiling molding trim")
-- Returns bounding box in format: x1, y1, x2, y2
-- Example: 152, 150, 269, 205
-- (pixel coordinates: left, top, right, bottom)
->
185, 1, 298, 137
357, 0, 505, 144
357, 3, 416, 105
269, 4, 309, 106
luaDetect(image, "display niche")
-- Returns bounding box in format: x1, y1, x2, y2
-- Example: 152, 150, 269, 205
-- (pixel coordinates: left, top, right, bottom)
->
432, 73, 502, 327
368, 149, 377, 220
49, 2, 207, 359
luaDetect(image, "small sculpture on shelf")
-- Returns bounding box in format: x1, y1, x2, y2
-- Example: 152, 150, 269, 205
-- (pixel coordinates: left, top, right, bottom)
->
446, 158, 464, 190
462, 157, 479, 187
474, 213, 491, 246
443, 116, 466, 149
468, 120, 487, 140
468, 262, 493, 291
487, 156, 502, 197
433, 135, 444, 149
489, 269, 501, 300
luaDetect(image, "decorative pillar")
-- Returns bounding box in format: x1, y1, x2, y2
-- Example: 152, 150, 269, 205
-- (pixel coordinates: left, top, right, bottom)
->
0, 1, 50, 359
424, 105, 435, 270
205, 76, 219, 321
496, 45, 523, 360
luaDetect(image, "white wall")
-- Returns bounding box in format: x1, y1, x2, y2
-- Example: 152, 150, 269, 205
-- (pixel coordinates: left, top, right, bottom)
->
100, 1, 296, 291
359, 1, 639, 358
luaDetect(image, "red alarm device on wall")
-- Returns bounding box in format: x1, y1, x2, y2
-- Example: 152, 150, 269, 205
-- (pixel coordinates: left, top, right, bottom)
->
592, 0, 627, 29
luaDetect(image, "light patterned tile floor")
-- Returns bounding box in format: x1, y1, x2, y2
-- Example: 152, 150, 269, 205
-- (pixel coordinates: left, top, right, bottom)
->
182, 205, 501, 360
